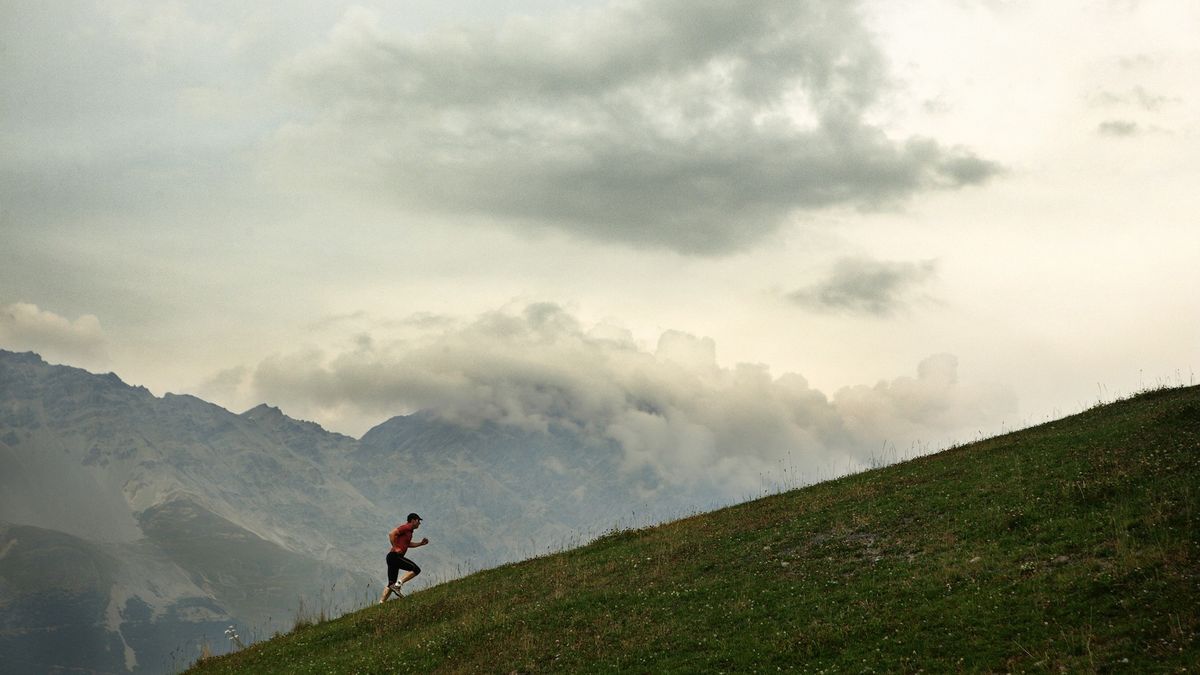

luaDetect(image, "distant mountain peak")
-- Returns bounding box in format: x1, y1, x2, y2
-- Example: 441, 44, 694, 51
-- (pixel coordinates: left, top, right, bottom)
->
242, 403, 285, 418
239, 402, 349, 439
0, 349, 46, 365
99, 371, 127, 386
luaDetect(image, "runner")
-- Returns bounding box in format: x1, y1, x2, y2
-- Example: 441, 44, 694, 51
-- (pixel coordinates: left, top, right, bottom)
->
380, 513, 429, 603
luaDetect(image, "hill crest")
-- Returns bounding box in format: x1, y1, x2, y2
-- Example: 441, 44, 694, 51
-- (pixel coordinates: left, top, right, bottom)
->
190, 385, 1200, 673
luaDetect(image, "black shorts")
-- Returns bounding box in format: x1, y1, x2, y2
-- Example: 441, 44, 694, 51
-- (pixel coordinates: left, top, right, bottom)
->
386, 551, 420, 583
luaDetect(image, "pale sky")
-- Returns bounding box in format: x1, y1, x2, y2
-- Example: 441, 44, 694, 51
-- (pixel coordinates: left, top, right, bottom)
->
2, 1, 1197, 489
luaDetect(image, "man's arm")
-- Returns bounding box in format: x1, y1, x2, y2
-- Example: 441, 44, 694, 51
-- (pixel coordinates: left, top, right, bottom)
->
411, 537, 430, 547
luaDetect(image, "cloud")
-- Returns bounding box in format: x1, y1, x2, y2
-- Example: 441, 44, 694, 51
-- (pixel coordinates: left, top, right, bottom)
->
0, 302, 108, 367
193, 365, 254, 413
1096, 119, 1140, 137
832, 354, 1015, 445
240, 303, 1014, 499
786, 257, 939, 316
269, 1, 1000, 255
1089, 85, 1174, 112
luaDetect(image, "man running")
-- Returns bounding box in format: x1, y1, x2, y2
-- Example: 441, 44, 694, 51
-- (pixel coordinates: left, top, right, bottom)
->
380, 513, 429, 603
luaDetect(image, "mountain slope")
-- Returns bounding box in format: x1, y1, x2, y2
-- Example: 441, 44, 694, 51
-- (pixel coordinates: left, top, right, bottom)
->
0, 352, 384, 673
0, 523, 130, 674
192, 386, 1199, 673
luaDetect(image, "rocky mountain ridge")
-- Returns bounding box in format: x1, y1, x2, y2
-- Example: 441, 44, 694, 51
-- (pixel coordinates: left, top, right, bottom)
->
0, 350, 692, 674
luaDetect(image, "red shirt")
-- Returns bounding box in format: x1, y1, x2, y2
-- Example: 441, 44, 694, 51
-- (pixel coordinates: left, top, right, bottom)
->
390, 523, 415, 554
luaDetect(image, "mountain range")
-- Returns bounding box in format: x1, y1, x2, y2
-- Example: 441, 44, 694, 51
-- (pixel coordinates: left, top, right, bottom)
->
0, 350, 698, 674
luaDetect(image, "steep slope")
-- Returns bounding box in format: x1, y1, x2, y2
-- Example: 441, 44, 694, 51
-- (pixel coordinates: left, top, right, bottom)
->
193, 386, 1199, 673
0, 523, 131, 674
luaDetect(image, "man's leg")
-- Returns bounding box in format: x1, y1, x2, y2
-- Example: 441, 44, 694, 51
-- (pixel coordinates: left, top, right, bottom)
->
381, 553, 401, 603
395, 557, 421, 593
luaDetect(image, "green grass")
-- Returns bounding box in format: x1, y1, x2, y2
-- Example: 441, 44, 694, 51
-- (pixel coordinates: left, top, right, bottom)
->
190, 386, 1199, 673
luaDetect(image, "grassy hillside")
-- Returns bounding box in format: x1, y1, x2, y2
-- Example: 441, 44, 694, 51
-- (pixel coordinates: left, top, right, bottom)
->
191, 387, 1199, 673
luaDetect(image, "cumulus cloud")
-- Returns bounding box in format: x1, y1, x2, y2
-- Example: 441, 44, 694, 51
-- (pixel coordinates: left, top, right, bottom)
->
269, 0, 1000, 255
193, 364, 255, 413
240, 303, 1014, 498
833, 354, 1015, 446
0, 302, 108, 367
786, 257, 939, 316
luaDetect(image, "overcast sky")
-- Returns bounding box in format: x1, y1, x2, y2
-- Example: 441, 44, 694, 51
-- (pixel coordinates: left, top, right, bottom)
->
2, 0, 1197, 492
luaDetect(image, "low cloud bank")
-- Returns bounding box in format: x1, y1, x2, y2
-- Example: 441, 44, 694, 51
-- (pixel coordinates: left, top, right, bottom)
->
244, 304, 1015, 498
